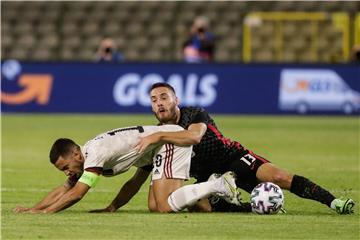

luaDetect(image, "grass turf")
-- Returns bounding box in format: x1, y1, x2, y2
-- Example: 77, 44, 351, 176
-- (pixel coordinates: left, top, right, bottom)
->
1, 114, 359, 239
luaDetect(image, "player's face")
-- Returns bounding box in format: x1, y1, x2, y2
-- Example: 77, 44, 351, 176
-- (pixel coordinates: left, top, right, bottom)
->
150, 87, 179, 124
54, 149, 84, 177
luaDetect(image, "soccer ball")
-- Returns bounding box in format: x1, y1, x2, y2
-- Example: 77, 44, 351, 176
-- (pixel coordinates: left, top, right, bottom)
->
250, 182, 284, 214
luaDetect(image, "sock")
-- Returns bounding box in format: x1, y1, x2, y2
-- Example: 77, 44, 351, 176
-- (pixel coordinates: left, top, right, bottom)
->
209, 197, 252, 213
167, 181, 219, 212
290, 175, 336, 207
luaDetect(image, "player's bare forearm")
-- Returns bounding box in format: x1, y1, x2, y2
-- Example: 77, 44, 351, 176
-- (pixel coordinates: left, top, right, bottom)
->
43, 195, 81, 213
89, 183, 138, 213
158, 123, 207, 146
32, 185, 69, 210
42, 182, 90, 213
110, 179, 143, 209
136, 124, 205, 153
157, 130, 201, 146
136, 123, 206, 153
13, 185, 69, 213
91, 168, 150, 213
110, 168, 149, 210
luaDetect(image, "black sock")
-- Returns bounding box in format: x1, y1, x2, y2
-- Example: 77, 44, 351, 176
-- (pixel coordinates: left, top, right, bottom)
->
290, 175, 335, 207
209, 197, 252, 213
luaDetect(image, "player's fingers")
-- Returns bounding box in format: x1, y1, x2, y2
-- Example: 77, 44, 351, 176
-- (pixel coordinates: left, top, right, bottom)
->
137, 143, 147, 154
13, 207, 27, 213
141, 144, 147, 152
135, 144, 144, 154
134, 145, 140, 152
13, 208, 20, 213
134, 139, 141, 150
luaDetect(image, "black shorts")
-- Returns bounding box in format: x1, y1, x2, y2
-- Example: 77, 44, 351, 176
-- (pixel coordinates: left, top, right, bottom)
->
193, 149, 270, 193
226, 150, 270, 193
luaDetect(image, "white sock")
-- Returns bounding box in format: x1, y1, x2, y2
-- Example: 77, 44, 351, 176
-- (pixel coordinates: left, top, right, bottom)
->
167, 181, 219, 212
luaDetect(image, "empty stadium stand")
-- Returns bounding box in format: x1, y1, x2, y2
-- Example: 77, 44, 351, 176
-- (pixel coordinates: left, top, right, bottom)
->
1, 1, 360, 62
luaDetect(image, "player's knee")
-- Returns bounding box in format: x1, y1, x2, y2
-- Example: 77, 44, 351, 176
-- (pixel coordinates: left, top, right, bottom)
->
156, 202, 172, 213
272, 171, 292, 189
148, 201, 158, 212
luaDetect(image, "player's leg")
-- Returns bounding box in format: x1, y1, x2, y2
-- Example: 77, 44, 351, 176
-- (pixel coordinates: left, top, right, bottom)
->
187, 153, 257, 213
151, 144, 238, 213
149, 178, 212, 212
227, 150, 268, 193
152, 177, 184, 212
209, 197, 252, 213
205, 155, 263, 213
147, 185, 157, 212
253, 151, 355, 214
205, 173, 252, 213
233, 148, 336, 205
256, 159, 337, 206
153, 172, 238, 213
255, 162, 293, 189
151, 143, 191, 212
187, 198, 212, 212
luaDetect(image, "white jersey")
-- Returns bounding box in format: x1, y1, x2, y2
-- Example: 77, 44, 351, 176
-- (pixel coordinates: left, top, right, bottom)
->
81, 125, 184, 176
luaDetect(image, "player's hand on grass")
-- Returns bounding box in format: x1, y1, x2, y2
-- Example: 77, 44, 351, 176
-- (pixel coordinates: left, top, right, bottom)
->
13, 206, 31, 213
13, 206, 49, 214
27, 209, 47, 214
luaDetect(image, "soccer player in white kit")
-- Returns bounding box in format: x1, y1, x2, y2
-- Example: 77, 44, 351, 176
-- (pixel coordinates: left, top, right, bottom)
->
13, 125, 239, 213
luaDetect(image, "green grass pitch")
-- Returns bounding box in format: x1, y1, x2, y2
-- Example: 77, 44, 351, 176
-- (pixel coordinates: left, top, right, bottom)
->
1, 114, 359, 239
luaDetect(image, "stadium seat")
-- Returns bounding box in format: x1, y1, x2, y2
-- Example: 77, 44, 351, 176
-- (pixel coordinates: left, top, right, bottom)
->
1, 1, 360, 62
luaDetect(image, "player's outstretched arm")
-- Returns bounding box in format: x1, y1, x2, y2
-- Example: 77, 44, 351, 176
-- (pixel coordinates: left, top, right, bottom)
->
136, 123, 207, 153
38, 182, 90, 213
90, 167, 150, 213
13, 184, 71, 213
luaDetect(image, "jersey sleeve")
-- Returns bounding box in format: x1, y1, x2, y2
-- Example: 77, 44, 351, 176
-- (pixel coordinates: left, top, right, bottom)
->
191, 109, 209, 124
82, 143, 106, 170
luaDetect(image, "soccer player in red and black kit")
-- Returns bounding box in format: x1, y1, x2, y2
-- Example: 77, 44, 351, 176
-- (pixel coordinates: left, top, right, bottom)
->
136, 82, 355, 214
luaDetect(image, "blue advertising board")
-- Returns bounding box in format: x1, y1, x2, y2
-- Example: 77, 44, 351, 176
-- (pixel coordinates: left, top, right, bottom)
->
1, 60, 359, 114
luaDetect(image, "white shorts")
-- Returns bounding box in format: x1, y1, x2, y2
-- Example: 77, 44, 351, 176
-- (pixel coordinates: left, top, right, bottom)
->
151, 143, 192, 181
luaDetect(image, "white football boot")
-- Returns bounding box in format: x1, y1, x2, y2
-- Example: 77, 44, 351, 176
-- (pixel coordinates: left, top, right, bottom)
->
210, 171, 242, 206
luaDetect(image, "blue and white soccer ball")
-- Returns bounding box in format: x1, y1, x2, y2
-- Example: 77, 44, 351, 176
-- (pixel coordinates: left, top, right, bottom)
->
250, 182, 284, 214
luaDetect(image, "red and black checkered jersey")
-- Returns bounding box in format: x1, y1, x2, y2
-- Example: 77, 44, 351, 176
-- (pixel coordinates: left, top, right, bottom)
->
177, 106, 245, 180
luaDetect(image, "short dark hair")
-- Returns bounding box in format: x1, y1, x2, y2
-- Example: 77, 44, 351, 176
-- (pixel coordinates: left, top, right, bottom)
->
150, 82, 176, 95
49, 138, 79, 164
